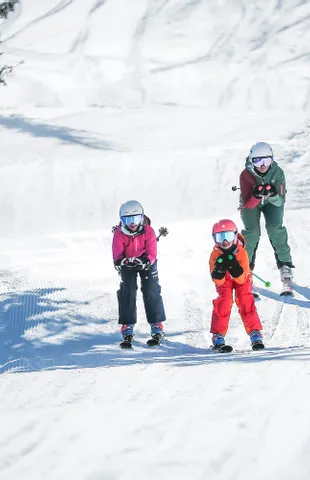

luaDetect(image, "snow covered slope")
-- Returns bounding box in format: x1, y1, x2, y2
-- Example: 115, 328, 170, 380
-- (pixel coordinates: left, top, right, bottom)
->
2, 0, 310, 110
0, 2, 310, 480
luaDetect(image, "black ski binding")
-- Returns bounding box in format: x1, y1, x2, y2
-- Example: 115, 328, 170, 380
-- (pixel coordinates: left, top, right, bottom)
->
120, 335, 133, 349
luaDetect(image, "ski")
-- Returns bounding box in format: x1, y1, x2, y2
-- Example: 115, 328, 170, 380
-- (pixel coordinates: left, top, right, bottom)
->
146, 333, 164, 347
119, 335, 133, 349
212, 345, 233, 353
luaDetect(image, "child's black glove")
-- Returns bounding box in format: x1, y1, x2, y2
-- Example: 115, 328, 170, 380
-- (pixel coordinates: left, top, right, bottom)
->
212, 256, 227, 280
225, 253, 244, 278
135, 256, 151, 271
114, 258, 124, 272
114, 258, 139, 272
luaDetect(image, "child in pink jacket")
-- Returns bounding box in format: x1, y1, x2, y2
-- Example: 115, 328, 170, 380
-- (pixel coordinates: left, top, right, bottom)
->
112, 200, 166, 341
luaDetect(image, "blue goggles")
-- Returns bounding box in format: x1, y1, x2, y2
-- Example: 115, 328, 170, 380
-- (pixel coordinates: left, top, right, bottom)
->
213, 231, 236, 243
252, 156, 273, 167
121, 214, 143, 226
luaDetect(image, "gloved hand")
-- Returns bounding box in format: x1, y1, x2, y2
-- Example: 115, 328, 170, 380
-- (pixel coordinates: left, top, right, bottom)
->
212, 256, 228, 280
114, 257, 139, 272
135, 256, 151, 271
253, 185, 265, 199
225, 253, 244, 278
114, 258, 124, 272
264, 184, 277, 197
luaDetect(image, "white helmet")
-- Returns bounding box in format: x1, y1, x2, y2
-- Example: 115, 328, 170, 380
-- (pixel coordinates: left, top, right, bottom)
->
119, 200, 144, 235
249, 142, 273, 161
119, 200, 144, 217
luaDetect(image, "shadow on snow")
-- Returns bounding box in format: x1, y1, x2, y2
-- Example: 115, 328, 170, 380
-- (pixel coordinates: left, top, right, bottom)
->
256, 282, 310, 308
0, 115, 118, 150
1, 287, 310, 374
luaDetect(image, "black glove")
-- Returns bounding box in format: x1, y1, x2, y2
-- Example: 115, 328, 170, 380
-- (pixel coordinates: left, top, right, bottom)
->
114, 257, 137, 272
252, 185, 264, 199
114, 258, 124, 272
225, 253, 244, 278
135, 256, 151, 271
212, 256, 227, 280
264, 184, 277, 197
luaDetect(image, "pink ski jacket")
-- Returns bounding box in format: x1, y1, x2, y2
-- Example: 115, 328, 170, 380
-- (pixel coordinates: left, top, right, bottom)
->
112, 224, 157, 264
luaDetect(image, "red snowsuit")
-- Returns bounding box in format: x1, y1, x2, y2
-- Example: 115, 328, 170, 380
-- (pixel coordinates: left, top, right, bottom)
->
209, 234, 262, 335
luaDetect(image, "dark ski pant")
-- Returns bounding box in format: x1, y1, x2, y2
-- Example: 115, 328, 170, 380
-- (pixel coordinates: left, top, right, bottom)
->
117, 261, 166, 325
241, 203, 292, 270
210, 278, 262, 335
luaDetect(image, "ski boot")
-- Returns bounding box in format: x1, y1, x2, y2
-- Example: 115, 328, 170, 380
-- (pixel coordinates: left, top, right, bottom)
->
279, 265, 293, 296
250, 330, 264, 350
120, 324, 134, 349
212, 334, 233, 353
147, 322, 164, 346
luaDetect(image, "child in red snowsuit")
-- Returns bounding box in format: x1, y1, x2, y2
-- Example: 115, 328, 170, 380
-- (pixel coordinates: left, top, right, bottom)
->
209, 219, 264, 350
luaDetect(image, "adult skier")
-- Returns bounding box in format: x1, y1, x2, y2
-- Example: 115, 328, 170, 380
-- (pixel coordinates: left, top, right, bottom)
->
112, 200, 166, 348
239, 142, 294, 294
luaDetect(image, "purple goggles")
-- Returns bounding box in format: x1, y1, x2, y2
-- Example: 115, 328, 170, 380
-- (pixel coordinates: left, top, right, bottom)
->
213, 231, 236, 243
252, 156, 273, 167
121, 214, 143, 226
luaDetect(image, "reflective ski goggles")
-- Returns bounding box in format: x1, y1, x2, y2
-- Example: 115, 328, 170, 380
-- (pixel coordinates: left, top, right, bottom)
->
121, 214, 143, 226
252, 156, 273, 167
213, 231, 236, 243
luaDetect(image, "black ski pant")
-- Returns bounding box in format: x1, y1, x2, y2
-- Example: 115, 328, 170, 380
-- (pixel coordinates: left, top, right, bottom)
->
117, 261, 166, 325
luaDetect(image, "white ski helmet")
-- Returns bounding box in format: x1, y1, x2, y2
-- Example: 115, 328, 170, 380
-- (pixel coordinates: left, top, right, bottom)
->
119, 200, 144, 218
249, 142, 273, 162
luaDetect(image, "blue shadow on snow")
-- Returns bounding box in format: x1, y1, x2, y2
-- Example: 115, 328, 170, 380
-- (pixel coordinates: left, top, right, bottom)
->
0, 115, 117, 150
1, 286, 310, 374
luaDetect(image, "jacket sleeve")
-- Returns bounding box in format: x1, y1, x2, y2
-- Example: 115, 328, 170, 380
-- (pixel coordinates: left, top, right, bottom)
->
233, 248, 250, 284
144, 227, 157, 264
112, 229, 125, 262
267, 169, 286, 207
209, 250, 226, 286
240, 170, 261, 209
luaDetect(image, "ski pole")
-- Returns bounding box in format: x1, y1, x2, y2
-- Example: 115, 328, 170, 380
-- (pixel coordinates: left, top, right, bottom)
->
252, 272, 271, 288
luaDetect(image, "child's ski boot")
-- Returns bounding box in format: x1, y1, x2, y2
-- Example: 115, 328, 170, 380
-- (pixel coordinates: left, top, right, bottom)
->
147, 322, 164, 346
250, 330, 265, 350
120, 325, 134, 349
212, 333, 233, 353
